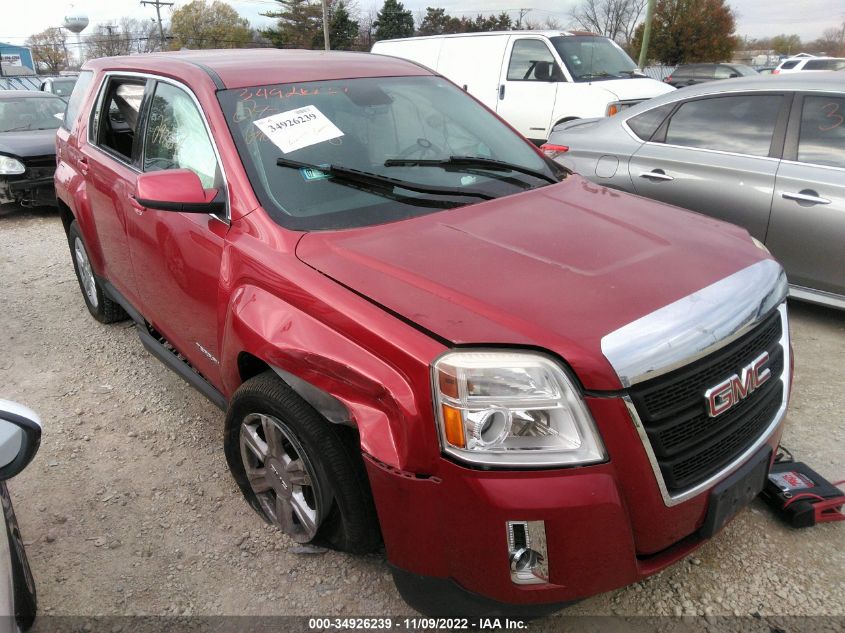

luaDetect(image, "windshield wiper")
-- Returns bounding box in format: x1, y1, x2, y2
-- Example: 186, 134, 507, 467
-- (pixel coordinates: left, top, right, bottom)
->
577, 72, 618, 80
384, 155, 557, 184
275, 157, 496, 201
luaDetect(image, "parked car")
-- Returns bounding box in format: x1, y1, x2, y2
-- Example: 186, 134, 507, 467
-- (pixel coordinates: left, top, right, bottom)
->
39, 76, 78, 101
774, 57, 845, 73
57, 50, 791, 616
0, 400, 41, 631
544, 72, 845, 310
372, 31, 674, 143
663, 63, 758, 87
0, 91, 65, 208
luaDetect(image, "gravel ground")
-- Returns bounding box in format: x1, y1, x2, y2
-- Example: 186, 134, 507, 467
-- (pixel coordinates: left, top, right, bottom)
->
1, 206, 843, 625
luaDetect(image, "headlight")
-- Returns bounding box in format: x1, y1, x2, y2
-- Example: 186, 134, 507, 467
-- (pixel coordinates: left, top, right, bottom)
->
0, 156, 25, 175
432, 351, 606, 467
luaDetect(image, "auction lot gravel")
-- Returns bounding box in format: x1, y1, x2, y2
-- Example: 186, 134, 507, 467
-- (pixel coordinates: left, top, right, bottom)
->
1, 207, 843, 626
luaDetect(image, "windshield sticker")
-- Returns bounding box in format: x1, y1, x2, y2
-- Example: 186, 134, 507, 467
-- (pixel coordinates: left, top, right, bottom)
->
300, 166, 330, 181
253, 105, 343, 154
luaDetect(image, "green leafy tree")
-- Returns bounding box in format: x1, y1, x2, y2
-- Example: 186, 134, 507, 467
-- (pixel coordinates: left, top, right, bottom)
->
169, 0, 252, 49
630, 0, 737, 65
417, 7, 461, 35
263, 0, 322, 48
328, 2, 360, 49
374, 0, 414, 41
770, 33, 802, 56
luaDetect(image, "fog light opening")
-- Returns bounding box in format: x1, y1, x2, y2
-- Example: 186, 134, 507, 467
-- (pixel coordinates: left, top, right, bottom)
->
506, 520, 549, 585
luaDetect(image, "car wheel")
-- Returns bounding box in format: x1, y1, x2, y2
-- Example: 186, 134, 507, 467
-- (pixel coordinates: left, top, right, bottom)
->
224, 371, 380, 554
67, 221, 127, 324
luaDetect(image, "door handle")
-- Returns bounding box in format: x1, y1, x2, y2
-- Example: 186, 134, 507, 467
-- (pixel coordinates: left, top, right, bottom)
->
782, 190, 831, 205
499, 84, 505, 100
639, 170, 674, 182
78, 156, 89, 175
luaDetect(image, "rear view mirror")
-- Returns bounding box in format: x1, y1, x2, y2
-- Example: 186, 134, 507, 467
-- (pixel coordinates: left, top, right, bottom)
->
133, 169, 225, 215
0, 401, 42, 481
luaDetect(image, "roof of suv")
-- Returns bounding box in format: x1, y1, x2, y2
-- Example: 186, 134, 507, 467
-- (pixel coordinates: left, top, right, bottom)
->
83, 49, 433, 90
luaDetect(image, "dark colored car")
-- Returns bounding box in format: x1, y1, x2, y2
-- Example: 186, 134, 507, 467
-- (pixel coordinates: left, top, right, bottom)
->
0, 91, 64, 208
664, 63, 758, 87
56, 50, 791, 616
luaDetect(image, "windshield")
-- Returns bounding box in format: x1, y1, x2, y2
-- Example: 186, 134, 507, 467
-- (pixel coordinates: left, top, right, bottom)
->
0, 96, 66, 133
219, 76, 563, 230
550, 35, 639, 81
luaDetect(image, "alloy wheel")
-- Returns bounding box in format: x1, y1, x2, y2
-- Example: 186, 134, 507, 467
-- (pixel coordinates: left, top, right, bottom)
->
73, 237, 98, 308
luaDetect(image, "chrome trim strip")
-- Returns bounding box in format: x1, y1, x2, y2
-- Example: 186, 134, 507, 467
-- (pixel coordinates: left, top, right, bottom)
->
789, 284, 845, 310
601, 259, 787, 388
625, 301, 790, 506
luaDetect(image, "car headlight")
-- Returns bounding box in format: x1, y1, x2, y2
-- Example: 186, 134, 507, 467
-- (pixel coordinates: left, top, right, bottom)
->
0, 155, 25, 176
432, 351, 606, 467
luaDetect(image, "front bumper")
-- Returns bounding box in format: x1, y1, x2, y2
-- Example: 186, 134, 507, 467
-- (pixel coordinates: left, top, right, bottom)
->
365, 394, 786, 616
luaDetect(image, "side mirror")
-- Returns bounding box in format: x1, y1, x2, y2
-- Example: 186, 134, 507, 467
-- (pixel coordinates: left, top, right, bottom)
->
0, 400, 42, 481
133, 169, 225, 215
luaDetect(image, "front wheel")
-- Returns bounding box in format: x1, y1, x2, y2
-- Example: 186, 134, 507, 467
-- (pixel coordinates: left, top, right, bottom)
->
224, 371, 380, 553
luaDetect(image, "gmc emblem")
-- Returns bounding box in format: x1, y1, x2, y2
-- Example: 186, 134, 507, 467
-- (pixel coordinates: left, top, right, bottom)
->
704, 352, 771, 418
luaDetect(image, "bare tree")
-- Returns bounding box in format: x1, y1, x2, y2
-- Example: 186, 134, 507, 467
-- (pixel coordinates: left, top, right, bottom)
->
119, 17, 165, 53
571, 0, 647, 45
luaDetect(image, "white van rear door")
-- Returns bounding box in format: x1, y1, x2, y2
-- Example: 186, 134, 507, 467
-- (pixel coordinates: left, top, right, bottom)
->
496, 36, 560, 142
437, 35, 509, 110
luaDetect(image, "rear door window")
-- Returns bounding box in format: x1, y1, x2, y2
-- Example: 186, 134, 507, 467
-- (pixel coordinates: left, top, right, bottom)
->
92, 77, 147, 163
803, 59, 845, 71
663, 94, 783, 156
796, 96, 845, 169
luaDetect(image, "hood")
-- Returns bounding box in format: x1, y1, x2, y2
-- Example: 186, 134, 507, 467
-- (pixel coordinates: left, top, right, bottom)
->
595, 77, 675, 101
296, 176, 768, 390
0, 129, 59, 160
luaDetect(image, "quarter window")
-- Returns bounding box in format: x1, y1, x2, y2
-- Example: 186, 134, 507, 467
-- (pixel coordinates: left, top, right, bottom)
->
627, 103, 675, 141
507, 40, 561, 81
796, 96, 845, 169
143, 82, 219, 189
663, 95, 782, 157
779, 60, 799, 70
62, 70, 93, 131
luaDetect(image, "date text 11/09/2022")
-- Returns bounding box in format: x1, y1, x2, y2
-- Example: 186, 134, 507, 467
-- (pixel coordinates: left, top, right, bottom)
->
308, 618, 529, 630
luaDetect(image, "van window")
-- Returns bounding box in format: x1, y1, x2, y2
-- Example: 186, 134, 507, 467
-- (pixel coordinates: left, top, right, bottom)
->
796, 96, 845, 169
92, 78, 147, 162
63, 71, 93, 132
663, 95, 782, 157
143, 82, 219, 188
506, 39, 561, 81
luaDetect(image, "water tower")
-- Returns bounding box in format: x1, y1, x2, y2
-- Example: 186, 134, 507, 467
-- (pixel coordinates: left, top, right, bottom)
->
63, 10, 89, 68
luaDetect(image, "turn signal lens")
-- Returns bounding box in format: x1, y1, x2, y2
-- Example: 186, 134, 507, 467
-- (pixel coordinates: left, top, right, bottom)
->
606, 102, 621, 116
441, 404, 466, 448
540, 144, 569, 159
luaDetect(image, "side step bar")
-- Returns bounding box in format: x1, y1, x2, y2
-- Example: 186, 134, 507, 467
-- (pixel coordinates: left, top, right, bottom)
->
102, 280, 227, 411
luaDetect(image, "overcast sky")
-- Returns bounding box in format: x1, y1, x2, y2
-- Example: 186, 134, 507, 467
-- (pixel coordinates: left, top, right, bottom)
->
0, 0, 840, 46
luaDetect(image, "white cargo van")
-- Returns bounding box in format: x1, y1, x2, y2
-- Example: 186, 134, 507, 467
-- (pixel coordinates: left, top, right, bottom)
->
372, 31, 675, 143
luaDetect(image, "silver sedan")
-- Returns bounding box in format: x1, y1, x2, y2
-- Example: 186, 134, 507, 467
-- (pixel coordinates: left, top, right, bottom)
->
545, 72, 845, 310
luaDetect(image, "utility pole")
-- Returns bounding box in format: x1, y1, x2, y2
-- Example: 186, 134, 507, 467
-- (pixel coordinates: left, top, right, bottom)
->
141, 0, 174, 48
516, 8, 530, 29
637, 0, 656, 69
322, 0, 331, 51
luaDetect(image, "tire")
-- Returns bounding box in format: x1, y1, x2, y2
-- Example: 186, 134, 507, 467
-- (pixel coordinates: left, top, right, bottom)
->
224, 371, 380, 554
67, 221, 127, 324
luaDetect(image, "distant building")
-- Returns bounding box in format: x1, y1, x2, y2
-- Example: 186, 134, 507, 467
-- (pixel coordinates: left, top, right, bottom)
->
732, 49, 779, 67
0, 42, 36, 76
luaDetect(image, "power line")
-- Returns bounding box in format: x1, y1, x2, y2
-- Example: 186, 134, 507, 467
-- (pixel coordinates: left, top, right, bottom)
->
140, 0, 175, 42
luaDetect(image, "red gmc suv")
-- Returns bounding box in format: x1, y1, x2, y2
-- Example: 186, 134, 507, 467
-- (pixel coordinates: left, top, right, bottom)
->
55, 50, 792, 616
